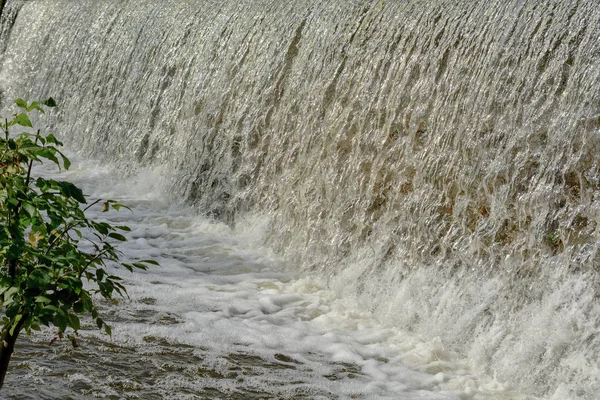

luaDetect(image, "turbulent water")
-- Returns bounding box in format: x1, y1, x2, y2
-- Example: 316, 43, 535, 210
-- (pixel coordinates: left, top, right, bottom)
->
1, 0, 599, 398
1, 160, 534, 399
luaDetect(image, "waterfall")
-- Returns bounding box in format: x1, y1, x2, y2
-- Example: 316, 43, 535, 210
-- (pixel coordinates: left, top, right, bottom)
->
0, 0, 24, 74
1, 0, 599, 397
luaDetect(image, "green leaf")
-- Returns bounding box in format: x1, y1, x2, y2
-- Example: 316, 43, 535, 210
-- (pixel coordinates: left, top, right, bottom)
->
35, 148, 59, 165
108, 232, 127, 242
132, 263, 149, 271
14, 98, 28, 108
13, 113, 33, 127
96, 268, 106, 282
45, 134, 62, 145
93, 222, 110, 235
72, 301, 85, 313
9, 314, 24, 336
3, 287, 19, 304
58, 151, 71, 170
140, 259, 160, 266
42, 97, 57, 107
35, 295, 52, 304
57, 181, 86, 203
6, 304, 21, 318
54, 312, 68, 333
67, 314, 80, 331
22, 202, 37, 218
105, 201, 131, 212
27, 269, 51, 289
26, 101, 44, 113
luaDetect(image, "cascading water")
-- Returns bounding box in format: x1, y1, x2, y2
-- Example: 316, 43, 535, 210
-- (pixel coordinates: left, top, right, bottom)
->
1, 0, 599, 398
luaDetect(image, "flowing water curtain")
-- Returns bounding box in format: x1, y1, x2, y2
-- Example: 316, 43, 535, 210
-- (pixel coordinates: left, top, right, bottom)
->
1, 0, 600, 397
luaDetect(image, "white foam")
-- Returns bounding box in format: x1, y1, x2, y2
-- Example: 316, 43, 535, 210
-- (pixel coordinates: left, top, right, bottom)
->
35, 156, 539, 399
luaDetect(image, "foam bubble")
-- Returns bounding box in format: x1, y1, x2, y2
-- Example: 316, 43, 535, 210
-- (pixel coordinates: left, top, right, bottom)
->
10, 156, 539, 400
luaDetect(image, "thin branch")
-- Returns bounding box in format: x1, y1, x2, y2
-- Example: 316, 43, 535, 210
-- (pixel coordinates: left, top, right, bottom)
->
45, 200, 102, 254
45, 219, 84, 255
24, 132, 40, 188
79, 247, 111, 279
83, 198, 102, 212
0, 119, 9, 160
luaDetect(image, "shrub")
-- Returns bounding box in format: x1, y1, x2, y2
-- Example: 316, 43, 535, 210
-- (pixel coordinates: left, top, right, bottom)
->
0, 98, 156, 388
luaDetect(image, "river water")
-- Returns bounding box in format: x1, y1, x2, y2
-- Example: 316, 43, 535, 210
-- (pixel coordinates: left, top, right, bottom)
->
1, 0, 600, 398
4, 159, 533, 400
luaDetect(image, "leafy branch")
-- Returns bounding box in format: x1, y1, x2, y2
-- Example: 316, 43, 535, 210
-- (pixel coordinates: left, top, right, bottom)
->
0, 98, 157, 389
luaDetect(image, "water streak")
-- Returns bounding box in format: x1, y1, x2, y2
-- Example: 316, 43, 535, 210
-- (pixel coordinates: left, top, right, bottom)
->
1, 1, 599, 397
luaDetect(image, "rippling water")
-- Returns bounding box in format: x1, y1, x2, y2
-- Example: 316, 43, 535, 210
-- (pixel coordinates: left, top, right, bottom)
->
2, 1, 600, 397
3, 159, 535, 400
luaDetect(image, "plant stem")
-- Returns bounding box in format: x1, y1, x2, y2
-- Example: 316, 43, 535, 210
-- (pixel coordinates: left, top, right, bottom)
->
24, 132, 39, 188
0, 315, 28, 389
